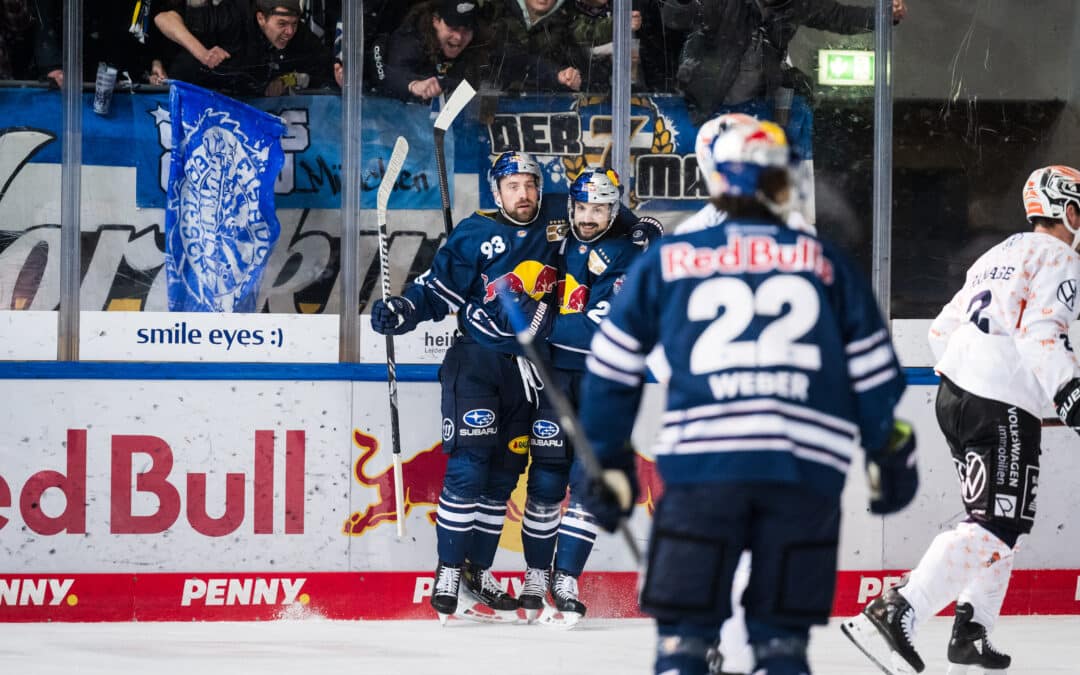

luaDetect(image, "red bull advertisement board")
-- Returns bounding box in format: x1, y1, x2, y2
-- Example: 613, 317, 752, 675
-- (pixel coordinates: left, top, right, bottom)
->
3, 378, 1080, 621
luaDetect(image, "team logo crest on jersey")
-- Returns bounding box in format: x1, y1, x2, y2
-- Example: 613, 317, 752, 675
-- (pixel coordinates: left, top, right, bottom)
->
612, 274, 626, 295
463, 409, 495, 428
587, 249, 608, 275
547, 220, 570, 242
442, 418, 454, 441
1057, 279, 1077, 311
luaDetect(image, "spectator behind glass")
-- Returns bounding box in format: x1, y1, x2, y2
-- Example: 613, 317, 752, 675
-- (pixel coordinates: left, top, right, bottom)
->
636, 0, 688, 93
486, 0, 587, 94
0, 0, 36, 81
149, 0, 249, 87
569, 0, 643, 91
370, 0, 487, 102
673, 0, 907, 124
0, 0, 62, 87
212, 0, 333, 97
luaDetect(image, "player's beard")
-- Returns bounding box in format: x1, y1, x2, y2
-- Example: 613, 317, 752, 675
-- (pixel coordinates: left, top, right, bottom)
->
508, 200, 538, 223
575, 220, 604, 240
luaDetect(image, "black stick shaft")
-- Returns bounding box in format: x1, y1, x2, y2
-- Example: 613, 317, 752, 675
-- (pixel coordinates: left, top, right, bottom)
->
434, 130, 453, 237
513, 330, 641, 563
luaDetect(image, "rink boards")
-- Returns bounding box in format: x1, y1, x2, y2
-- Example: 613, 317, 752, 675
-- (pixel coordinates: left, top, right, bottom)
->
1, 368, 1080, 622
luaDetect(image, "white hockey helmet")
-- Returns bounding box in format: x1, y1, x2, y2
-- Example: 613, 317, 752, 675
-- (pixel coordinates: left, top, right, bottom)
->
567, 169, 621, 242
489, 151, 543, 225
1023, 165, 1080, 248
695, 113, 793, 215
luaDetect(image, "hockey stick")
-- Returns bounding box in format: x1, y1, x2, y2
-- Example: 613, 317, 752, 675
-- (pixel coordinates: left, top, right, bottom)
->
377, 136, 410, 538
433, 79, 476, 237
494, 287, 642, 563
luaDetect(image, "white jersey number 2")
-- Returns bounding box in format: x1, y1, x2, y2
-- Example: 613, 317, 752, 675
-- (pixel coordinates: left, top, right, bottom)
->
688, 275, 822, 374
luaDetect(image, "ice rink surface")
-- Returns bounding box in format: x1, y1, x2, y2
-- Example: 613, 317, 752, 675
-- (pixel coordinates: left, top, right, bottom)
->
2, 615, 1079, 674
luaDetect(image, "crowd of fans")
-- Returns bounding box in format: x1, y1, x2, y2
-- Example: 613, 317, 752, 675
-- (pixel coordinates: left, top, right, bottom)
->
0, 0, 905, 122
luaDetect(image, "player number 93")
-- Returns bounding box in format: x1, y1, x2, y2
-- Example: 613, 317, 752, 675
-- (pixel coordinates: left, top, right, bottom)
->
481, 236, 507, 260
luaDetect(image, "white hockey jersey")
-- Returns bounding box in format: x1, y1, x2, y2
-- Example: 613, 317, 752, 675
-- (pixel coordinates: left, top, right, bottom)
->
929, 231, 1080, 417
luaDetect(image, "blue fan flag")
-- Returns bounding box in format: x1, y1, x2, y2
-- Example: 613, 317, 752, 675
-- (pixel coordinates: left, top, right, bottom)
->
165, 81, 286, 312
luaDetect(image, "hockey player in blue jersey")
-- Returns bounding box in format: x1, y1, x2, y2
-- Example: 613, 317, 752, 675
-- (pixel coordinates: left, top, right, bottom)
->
575, 114, 919, 674
371, 151, 562, 623
515, 170, 658, 625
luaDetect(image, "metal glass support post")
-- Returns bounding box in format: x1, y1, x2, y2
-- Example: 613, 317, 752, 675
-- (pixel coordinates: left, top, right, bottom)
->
58, 0, 84, 360
611, 0, 632, 204
872, 0, 894, 319
339, 3, 364, 361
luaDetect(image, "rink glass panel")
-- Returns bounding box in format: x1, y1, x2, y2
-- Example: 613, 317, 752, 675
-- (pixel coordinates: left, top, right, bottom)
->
7, 1, 1057, 360
0, 80, 62, 358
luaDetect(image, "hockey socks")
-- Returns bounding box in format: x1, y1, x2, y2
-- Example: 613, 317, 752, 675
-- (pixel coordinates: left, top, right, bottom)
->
957, 537, 1015, 635
900, 522, 1014, 628
434, 488, 475, 564
553, 503, 600, 577
467, 496, 508, 569
521, 497, 561, 569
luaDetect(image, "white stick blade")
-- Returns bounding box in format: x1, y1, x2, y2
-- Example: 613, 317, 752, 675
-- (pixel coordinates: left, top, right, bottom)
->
377, 136, 410, 212
434, 80, 477, 131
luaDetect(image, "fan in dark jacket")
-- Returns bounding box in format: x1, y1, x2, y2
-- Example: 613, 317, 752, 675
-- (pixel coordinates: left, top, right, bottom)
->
372, 0, 487, 102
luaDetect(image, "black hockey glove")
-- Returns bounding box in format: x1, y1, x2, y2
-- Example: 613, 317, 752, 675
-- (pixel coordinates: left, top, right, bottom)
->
370, 296, 418, 336
866, 419, 918, 515
630, 216, 664, 250
1054, 378, 1080, 436
581, 452, 639, 533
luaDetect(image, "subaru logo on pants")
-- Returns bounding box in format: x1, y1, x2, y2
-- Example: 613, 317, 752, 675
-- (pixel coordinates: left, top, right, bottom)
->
533, 419, 560, 438
463, 409, 495, 428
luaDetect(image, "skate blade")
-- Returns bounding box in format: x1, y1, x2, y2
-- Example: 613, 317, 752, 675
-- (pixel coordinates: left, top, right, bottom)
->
536, 602, 583, 630
437, 611, 450, 626
452, 588, 522, 624
840, 614, 919, 675
522, 607, 542, 624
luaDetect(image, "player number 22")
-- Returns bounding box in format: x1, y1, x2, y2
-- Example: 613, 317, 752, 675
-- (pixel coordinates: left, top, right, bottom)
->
688, 276, 821, 374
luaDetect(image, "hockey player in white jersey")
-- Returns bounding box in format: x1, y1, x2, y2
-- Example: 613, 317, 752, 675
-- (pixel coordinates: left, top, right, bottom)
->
842, 164, 1080, 675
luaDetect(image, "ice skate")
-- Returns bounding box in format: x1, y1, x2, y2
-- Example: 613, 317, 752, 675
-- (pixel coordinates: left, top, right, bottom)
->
539, 569, 586, 629
841, 588, 925, 674
944, 602, 1011, 674
431, 561, 461, 626
456, 562, 520, 623
518, 567, 551, 623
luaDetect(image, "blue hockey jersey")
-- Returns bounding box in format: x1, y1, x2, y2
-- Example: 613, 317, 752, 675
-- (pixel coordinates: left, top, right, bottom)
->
549, 232, 642, 372
400, 201, 568, 353
579, 217, 905, 497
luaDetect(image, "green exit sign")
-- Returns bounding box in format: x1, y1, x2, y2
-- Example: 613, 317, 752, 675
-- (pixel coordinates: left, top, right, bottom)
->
818, 50, 875, 86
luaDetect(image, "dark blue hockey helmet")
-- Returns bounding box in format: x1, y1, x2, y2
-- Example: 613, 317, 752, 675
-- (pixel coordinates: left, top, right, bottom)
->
567, 169, 621, 242
489, 151, 543, 224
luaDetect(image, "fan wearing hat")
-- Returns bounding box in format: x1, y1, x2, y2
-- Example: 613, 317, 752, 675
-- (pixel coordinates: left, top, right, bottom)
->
204, 0, 331, 96
373, 0, 487, 102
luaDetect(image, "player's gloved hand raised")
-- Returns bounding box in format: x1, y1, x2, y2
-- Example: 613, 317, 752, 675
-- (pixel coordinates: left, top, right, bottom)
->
1054, 378, 1080, 438
630, 216, 664, 250
370, 296, 418, 335
866, 419, 918, 515
579, 452, 639, 532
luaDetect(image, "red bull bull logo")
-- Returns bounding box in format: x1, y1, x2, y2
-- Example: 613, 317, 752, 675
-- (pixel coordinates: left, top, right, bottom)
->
482, 262, 558, 303
344, 430, 448, 536
559, 274, 591, 314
